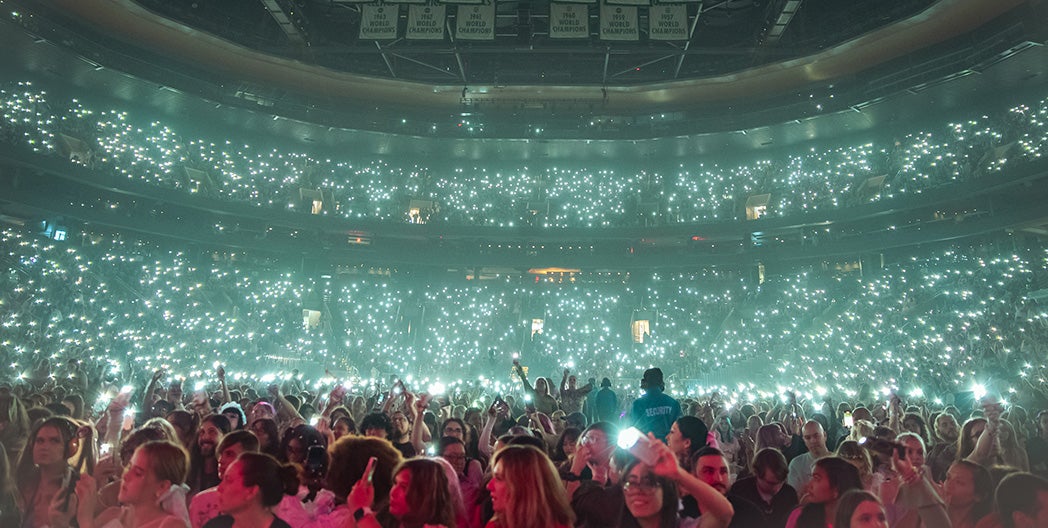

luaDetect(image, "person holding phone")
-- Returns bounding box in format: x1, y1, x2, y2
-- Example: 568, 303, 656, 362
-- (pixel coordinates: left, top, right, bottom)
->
309, 436, 402, 527
72, 441, 190, 528
15, 416, 81, 528
512, 360, 558, 415
346, 457, 458, 528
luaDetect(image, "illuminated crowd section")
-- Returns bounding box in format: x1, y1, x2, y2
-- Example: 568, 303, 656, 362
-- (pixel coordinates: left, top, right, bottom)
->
1, 81, 1046, 228
2, 227, 1045, 401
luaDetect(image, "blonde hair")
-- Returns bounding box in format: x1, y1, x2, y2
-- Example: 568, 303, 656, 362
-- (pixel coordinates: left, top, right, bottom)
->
489, 445, 574, 528
137, 440, 189, 485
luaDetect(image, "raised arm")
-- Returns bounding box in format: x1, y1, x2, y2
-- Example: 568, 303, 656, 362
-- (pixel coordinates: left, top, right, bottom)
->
410, 394, 430, 455
512, 360, 535, 394
268, 384, 305, 427
560, 369, 570, 399
649, 435, 734, 527
140, 368, 163, 415
217, 366, 231, 405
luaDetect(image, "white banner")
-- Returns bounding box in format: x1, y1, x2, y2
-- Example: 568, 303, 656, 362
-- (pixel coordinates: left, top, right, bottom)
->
549, 3, 589, 39
455, 4, 495, 40
359, 5, 399, 40
406, 5, 447, 40
599, 3, 638, 41
648, 4, 687, 41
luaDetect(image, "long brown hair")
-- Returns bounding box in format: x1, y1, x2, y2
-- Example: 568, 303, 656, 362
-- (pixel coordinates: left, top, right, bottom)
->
394, 458, 457, 527
489, 445, 574, 528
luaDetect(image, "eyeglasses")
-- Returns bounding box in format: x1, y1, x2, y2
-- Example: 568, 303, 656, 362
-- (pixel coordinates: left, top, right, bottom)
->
623, 477, 660, 493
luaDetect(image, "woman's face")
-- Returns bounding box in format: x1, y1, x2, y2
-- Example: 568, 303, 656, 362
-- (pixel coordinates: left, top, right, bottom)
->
217, 460, 254, 514
250, 420, 270, 445
31, 425, 67, 467
623, 464, 664, 522
561, 435, 578, 457
943, 464, 978, 506
900, 436, 925, 468
333, 420, 351, 440
968, 421, 986, 445
119, 450, 164, 505
286, 437, 307, 465
806, 465, 837, 504
849, 500, 888, 528
442, 442, 467, 475
486, 462, 509, 513
666, 421, 689, 456
389, 469, 411, 518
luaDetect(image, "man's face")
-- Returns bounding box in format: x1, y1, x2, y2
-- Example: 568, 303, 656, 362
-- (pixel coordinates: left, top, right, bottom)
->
756, 467, 785, 497
694, 454, 731, 495
198, 422, 222, 456
568, 376, 577, 389
391, 412, 410, 436
937, 415, 960, 442
802, 422, 825, 452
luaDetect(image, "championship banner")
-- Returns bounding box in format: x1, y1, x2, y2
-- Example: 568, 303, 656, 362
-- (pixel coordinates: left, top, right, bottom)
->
455, 4, 496, 40
599, 3, 638, 41
648, 4, 687, 41
549, 3, 590, 39
406, 5, 447, 40
359, 4, 400, 40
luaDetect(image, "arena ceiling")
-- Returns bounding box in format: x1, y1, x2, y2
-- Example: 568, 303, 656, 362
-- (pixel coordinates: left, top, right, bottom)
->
1, 0, 1046, 152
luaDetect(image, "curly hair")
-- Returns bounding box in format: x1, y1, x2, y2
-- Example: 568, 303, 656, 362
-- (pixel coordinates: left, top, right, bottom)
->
327, 435, 403, 511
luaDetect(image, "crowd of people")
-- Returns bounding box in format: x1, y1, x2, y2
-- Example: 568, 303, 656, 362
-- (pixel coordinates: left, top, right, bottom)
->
2, 224, 1047, 397
0, 221, 1047, 527
2, 81, 1047, 228
4, 350, 1048, 528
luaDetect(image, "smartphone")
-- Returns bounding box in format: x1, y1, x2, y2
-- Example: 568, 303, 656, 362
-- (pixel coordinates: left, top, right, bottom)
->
843, 411, 854, 428
617, 427, 658, 465
363, 455, 378, 483
305, 445, 327, 478
860, 436, 906, 459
